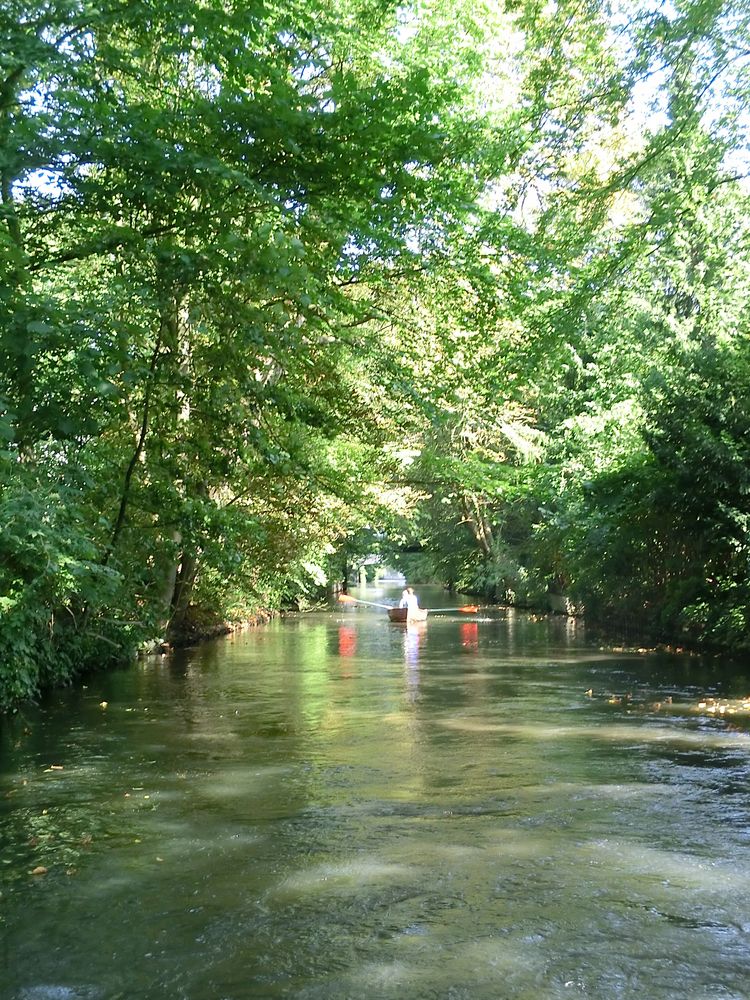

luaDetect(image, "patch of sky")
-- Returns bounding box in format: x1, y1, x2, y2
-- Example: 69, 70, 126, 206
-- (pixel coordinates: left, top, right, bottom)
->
623, 61, 671, 141
40, 25, 95, 60
699, 13, 750, 184
338, 235, 377, 268
374, 4, 419, 70
292, 52, 332, 84
394, 5, 420, 45
607, 0, 676, 135
610, 0, 750, 178
19, 166, 75, 202
283, 199, 308, 221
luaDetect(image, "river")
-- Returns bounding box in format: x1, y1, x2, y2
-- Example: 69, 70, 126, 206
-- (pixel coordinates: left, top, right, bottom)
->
2, 586, 750, 999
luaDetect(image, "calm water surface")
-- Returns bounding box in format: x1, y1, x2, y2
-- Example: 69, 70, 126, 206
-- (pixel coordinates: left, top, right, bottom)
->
2, 587, 750, 999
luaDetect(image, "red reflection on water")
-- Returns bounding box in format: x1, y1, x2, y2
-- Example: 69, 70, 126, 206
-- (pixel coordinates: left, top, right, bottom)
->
338, 626, 357, 657
461, 621, 479, 651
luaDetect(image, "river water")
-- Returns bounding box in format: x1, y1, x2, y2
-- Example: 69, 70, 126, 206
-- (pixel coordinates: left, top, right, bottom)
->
2, 586, 750, 999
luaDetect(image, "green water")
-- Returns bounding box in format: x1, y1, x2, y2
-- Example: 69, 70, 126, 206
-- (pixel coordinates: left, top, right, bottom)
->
2, 587, 750, 999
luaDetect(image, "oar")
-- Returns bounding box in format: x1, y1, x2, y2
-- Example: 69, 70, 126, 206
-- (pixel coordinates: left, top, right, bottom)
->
337, 594, 393, 611
426, 606, 479, 614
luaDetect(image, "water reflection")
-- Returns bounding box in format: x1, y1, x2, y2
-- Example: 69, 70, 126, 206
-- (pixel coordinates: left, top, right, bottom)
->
460, 620, 479, 652
337, 625, 357, 658
402, 621, 426, 703
3, 591, 750, 999
403, 622, 424, 666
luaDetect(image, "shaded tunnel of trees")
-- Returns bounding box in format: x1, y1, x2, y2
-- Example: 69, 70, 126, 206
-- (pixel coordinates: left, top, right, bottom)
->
3, 0, 750, 706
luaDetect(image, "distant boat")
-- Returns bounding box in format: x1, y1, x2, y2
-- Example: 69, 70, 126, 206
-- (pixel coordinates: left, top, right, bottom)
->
387, 607, 428, 623
338, 595, 477, 622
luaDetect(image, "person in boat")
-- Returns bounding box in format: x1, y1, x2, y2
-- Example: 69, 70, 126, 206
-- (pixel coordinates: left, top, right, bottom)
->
399, 586, 421, 614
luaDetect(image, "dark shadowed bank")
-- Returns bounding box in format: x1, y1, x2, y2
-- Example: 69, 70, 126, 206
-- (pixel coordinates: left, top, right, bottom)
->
159, 605, 275, 651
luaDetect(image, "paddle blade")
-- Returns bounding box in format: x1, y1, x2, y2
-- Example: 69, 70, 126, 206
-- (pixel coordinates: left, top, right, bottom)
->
338, 594, 358, 604
426, 606, 480, 614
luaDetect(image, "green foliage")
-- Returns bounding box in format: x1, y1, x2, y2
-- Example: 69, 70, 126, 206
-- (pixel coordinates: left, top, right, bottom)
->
0, 466, 142, 706
0, 0, 508, 707
3, 0, 750, 709
381, 3, 750, 650
520, 119, 750, 644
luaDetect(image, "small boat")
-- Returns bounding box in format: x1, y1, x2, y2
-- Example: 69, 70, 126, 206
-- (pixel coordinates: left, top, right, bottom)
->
387, 607, 428, 623
338, 595, 477, 622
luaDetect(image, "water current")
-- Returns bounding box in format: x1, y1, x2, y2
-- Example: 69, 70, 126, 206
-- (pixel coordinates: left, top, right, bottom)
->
2, 586, 750, 999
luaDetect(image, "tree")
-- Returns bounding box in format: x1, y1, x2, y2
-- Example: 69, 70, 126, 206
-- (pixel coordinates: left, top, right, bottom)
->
0, 0, 509, 704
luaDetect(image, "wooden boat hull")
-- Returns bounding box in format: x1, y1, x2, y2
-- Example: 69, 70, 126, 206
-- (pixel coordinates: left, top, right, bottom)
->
388, 607, 428, 623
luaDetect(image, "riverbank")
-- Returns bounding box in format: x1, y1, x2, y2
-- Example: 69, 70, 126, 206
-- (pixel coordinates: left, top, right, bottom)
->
145, 604, 276, 654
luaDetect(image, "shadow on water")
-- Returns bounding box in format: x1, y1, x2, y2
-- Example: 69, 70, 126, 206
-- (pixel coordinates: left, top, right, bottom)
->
2, 585, 750, 998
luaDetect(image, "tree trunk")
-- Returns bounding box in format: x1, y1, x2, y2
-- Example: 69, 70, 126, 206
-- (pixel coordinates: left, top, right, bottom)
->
158, 529, 182, 632
461, 493, 494, 557
167, 548, 199, 641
